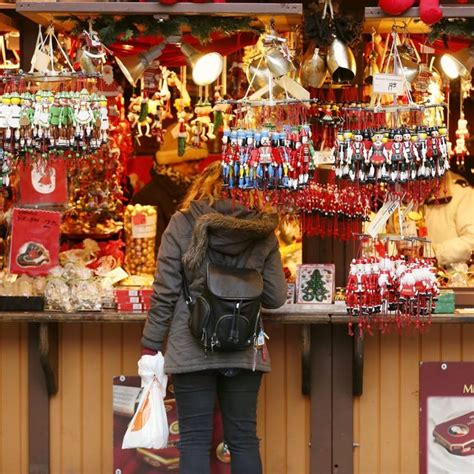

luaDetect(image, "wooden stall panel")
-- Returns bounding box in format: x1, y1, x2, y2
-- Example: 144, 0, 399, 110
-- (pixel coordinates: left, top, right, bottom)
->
16, 321, 307, 474
355, 324, 473, 474
0, 323, 28, 474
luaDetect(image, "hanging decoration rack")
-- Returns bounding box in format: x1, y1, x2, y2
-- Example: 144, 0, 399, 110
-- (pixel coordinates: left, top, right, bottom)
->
345, 232, 439, 336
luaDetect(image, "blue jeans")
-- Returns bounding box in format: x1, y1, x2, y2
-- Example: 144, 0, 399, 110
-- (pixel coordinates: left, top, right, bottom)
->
172, 369, 263, 474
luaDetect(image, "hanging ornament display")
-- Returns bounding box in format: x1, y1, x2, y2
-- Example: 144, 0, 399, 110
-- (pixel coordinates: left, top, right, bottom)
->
345, 236, 439, 336
333, 124, 449, 186
221, 123, 316, 191
61, 97, 128, 237
0, 86, 109, 158
330, 27, 448, 205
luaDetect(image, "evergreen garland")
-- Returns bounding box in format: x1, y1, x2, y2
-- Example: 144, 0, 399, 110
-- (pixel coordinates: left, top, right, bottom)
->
59, 15, 262, 45
304, 2, 362, 47
428, 18, 474, 43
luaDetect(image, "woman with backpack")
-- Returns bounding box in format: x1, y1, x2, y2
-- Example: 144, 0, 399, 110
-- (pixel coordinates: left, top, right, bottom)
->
141, 160, 287, 474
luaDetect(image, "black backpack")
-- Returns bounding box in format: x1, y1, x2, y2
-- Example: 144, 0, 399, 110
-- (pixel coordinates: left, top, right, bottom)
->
182, 261, 263, 352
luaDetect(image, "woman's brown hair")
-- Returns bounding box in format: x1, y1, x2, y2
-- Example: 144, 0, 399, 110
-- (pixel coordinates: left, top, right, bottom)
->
180, 161, 223, 210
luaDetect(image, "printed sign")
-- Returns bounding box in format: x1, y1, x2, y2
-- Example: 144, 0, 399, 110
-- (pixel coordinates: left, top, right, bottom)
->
9, 208, 61, 275
132, 213, 157, 239
373, 73, 405, 95
18, 160, 67, 205
420, 362, 474, 473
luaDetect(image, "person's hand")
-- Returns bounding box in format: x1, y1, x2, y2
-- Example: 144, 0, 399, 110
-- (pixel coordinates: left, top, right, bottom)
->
141, 346, 158, 356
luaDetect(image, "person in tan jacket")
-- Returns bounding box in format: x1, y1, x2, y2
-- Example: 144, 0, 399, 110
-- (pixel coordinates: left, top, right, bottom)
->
424, 168, 474, 266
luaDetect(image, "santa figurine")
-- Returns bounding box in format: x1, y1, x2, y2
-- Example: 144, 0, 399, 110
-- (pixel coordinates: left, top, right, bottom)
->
345, 259, 359, 315
399, 266, 417, 317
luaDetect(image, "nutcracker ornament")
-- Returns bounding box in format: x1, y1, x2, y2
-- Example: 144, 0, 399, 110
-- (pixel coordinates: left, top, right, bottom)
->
368, 130, 388, 182
19, 92, 34, 147
347, 130, 366, 182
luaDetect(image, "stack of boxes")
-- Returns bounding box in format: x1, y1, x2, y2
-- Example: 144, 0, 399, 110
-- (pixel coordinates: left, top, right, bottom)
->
114, 287, 153, 313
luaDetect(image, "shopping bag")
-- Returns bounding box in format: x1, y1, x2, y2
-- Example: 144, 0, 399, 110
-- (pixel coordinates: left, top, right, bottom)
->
122, 353, 169, 449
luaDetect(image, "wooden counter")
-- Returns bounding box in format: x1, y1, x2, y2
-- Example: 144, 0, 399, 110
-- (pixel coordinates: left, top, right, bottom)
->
0, 304, 471, 323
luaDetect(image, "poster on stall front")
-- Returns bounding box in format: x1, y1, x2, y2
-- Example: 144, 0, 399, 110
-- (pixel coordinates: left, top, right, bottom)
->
17, 160, 68, 206
420, 362, 474, 474
113, 376, 230, 474
9, 208, 61, 276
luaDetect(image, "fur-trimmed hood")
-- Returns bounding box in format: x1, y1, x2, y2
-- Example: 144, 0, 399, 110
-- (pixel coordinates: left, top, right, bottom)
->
182, 200, 279, 270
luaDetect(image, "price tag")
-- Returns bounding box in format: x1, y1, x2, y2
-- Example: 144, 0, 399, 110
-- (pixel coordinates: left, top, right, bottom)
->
373, 73, 405, 95
314, 150, 334, 165
366, 197, 400, 238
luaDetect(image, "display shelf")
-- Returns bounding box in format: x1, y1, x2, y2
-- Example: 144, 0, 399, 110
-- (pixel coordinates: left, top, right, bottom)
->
0, 306, 472, 324
16, 1, 302, 29
363, 5, 474, 33
365, 5, 474, 18
16, 2, 302, 15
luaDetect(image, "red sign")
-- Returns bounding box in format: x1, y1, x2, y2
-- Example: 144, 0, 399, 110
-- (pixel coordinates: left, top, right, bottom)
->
17, 160, 68, 206
9, 208, 61, 276
420, 362, 474, 473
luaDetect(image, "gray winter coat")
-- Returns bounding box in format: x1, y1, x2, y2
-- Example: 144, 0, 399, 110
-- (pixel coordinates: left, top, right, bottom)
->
142, 199, 287, 374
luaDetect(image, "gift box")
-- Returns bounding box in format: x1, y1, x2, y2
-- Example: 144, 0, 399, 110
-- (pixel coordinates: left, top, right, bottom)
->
433, 290, 455, 314
117, 302, 150, 312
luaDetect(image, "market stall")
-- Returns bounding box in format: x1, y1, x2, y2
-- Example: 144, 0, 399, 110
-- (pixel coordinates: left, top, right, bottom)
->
0, 1, 472, 473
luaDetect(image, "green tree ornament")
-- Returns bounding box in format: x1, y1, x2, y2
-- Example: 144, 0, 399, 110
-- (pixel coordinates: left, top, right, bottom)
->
302, 269, 329, 302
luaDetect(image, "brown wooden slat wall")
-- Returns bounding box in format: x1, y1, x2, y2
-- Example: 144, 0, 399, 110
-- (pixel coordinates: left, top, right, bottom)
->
353, 324, 474, 474
1, 321, 472, 474
0, 322, 310, 474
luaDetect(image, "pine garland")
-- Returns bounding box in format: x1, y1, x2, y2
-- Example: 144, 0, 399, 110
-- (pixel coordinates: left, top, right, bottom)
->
59, 15, 262, 45
428, 18, 474, 43
304, 2, 362, 47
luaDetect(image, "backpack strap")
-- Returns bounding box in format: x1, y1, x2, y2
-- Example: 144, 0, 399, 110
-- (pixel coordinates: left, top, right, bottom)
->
179, 210, 195, 307
181, 269, 193, 307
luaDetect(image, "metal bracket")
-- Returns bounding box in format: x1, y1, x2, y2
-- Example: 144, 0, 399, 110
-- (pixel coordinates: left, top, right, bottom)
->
352, 333, 364, 396
38, 322, 59, 396
301, 324, 311, 395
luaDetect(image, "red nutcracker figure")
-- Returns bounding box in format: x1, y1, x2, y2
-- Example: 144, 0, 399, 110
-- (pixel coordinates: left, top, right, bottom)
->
425, 127, 440, 179
299, 127, 311, 185
402, 129, 417, 182
334, 130, 345, 179
368, 130, 388, 182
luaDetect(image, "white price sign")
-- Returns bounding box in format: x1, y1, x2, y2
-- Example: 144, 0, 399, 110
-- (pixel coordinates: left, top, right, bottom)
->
373, 73, 405, 95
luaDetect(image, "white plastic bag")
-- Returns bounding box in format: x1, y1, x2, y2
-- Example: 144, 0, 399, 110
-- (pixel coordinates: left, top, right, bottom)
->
122, 353, 169, 449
